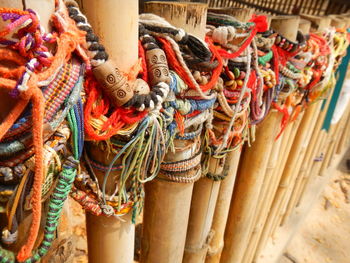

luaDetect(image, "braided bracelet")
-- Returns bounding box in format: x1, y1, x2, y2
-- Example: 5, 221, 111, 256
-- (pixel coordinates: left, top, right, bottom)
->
207, 13, 253, 30
139, 15, 219, 74
160, 165, 201, 183
139, 19, 212, 63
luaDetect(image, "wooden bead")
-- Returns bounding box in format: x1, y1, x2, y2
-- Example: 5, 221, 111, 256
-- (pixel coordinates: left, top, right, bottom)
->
201, 76, 208, 85
225, 80, 235, 87
231, 80, 237, 90
233, 68, 240, 78
264, 75, 271, 81
133, 79, 150, 95
236, 80, 243, 87
146, 48, 171, 86
238, 71, 245, 80
275, 35, 281, 44
227, 70, 235, 80
92, 60, 134, 106
193, 71, 201, 81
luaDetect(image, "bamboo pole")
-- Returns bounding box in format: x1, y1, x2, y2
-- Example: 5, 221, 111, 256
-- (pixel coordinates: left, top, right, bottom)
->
143, 1, 207, 40
279, 16, 331, 212
205, 148, 242, 263
298, 19, 311, 34
253, 111, 304, 262
257, 15, 332, 246
320, 102, 350, 174
141, 143, 197, 263
318, 125, 338, 174
325, 100, 350, 167
279, 101, 323, 226
243, 18, 312, 263
183, 8, 252, 263
140, 3, 208, 263
267, 101, 321, 238
300, 14, 331, 32
202, 11, 253, 262
343, 107, 350, 149
183, 158, 223, 263
221, 16, 300, 263
334, 72, 350, 155
330, 108, 349, 160
220, 110, 282, 263
295, 84, 337, 207
81, 1, 138, 263
241, 130, 284, 263
312, 22, 350, 177
306, 130, 328, 179
330, 16, 346, 29
294, 107, 330, 206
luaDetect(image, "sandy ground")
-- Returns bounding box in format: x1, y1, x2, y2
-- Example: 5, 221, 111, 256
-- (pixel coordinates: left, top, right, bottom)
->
68, 163, 350, 263
70, 200, 88, 263
282, 167, 350, 263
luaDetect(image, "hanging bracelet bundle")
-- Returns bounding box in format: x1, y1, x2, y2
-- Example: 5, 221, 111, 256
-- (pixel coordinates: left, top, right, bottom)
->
0, 1, 86, 262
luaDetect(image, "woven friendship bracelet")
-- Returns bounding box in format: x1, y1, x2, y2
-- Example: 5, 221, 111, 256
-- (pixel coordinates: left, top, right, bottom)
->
160, 165, 202, 183
160, 150, 202, 173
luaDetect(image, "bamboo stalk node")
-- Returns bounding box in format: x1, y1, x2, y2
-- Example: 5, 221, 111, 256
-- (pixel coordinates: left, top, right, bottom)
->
207, 241, 224, 257
184, 231, 213, 254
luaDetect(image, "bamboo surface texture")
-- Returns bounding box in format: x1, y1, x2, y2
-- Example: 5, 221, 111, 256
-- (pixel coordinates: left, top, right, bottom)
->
82, 1, 138, 262
205, 148, 242, 263
184, 7, 253, 263
254, 112, 304, 260
220, 110, 282, 263
141, 3, 208, 263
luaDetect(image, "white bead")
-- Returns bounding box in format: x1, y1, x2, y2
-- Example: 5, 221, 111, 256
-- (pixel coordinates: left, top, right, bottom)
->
149, 100, 155, 110
156, 95, 163, 104
175, 29, 186, 42
138, 104, 145, 111
155, 103, 162, 111
157, 81, 169, 90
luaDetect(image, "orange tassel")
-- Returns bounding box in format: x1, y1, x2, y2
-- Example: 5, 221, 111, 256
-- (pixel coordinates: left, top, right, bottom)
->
175, 111, 185, 136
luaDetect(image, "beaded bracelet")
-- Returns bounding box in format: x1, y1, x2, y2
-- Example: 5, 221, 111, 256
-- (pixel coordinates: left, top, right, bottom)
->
273, 30, 307, 53
66, 1, 170, 111
206, 165, 229, 181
